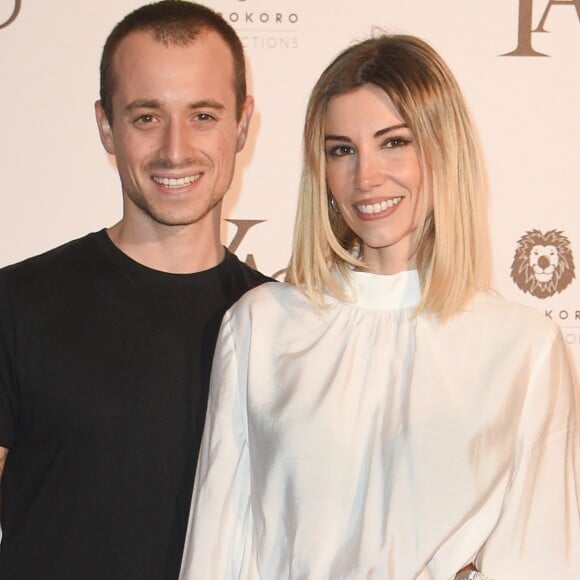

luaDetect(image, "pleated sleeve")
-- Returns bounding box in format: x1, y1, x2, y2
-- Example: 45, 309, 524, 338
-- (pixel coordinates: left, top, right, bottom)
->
179, 309, 253, 579
476, 327, 580, 578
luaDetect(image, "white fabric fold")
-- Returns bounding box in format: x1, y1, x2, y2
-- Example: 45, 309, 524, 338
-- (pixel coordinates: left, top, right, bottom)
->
180, 270, 579, 580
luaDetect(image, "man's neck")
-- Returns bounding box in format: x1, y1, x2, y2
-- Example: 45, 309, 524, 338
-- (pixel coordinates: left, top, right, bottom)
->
107, 219, 225, 274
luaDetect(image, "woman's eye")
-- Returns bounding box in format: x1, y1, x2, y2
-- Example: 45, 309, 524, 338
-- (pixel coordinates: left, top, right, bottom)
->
327, 145, 354, 157
384, 137, 411, 148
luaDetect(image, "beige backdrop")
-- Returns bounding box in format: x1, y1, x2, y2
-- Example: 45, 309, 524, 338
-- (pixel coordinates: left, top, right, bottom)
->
1, 0, 579, 373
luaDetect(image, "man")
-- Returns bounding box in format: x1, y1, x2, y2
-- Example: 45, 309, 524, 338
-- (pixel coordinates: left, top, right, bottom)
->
0, 2, 268, 578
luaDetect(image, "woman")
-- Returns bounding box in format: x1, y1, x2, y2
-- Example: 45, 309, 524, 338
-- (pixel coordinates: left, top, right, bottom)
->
179, 35, 579, 579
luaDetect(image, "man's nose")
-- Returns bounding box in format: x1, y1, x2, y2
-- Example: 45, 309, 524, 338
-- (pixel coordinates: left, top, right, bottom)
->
160, 119, 193, 166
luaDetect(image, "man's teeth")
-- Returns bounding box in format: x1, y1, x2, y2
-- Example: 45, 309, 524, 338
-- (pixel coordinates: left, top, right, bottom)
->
153, 175, 200, 187
356, 197, 402, 214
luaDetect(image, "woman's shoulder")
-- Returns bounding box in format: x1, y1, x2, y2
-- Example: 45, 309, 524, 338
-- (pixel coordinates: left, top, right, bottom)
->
222, 281, 326, 344
472, 291, 550, 321
419, 292, 567, 383
228, 280, 313, 317
461, 290, 560, 343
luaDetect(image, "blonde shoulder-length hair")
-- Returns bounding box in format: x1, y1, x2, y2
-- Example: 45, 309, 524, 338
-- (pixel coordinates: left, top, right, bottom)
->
285, 34, 490, 319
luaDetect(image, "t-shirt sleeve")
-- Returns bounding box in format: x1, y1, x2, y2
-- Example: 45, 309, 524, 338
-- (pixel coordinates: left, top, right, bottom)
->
476, 327, 580, 578
0, 272, 18, 448
179, 308, 253, 579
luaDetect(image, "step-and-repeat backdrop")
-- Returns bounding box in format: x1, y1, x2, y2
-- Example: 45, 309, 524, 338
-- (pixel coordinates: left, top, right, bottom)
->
1, 0, 579, 374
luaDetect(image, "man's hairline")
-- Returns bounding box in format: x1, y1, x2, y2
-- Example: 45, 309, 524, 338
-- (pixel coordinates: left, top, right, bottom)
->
105, 27, 241, 122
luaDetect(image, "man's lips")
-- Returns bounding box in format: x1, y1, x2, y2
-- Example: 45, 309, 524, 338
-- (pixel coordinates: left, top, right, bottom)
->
152, 174, 201, 188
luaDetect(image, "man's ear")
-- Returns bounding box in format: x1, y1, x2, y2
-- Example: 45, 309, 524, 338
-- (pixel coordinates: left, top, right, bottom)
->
95, 100, 115, 155
236, 95, 255, 152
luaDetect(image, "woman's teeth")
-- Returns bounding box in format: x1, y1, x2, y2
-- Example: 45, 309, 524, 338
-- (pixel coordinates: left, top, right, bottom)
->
356, 197, 402, 214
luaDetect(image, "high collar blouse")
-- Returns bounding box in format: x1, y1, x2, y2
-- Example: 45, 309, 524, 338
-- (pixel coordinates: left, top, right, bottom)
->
180, 270, 579, 580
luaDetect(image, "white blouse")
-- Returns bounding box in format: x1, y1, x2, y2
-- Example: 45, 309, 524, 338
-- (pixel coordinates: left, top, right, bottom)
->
179, 270, 579, 580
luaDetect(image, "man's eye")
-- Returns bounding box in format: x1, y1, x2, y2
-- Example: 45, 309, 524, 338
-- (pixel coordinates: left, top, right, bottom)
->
195, 113, 215, 122
135, 114, 155, 124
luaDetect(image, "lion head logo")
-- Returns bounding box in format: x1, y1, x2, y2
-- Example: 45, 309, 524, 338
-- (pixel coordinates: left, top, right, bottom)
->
511, 229, 575, 298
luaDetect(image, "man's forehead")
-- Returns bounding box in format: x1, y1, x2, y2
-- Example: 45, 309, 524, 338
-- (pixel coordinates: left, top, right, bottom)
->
114, 28, 232, 64
109, 28, 238, 110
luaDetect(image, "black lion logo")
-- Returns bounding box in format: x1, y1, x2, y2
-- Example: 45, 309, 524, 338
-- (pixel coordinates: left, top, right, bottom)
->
511, 229, 575, 298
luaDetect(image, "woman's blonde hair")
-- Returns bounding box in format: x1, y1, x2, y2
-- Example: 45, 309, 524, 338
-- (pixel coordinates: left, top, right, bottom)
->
286, 34, 490, 319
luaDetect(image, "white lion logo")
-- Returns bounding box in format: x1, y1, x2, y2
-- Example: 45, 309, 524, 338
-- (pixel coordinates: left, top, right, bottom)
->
511, 229, 575, 298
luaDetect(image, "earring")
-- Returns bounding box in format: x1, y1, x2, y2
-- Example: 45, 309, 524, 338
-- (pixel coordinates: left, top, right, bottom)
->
329, 196, 340, 213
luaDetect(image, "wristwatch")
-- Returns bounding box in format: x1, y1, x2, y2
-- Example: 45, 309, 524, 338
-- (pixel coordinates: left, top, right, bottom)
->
456, 571, 492, 580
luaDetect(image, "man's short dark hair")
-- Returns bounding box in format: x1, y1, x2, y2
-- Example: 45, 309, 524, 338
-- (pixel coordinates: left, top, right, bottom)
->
99, 0, 247, 121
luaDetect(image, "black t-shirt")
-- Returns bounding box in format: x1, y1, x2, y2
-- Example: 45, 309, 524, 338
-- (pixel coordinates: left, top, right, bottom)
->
0, 230, 269, 579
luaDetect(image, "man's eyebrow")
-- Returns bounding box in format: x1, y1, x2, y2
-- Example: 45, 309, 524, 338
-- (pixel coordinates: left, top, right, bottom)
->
187, 99, 226, 113
124, 99, 162, 113
324, 123, 408, 142
123, 99, 226, 114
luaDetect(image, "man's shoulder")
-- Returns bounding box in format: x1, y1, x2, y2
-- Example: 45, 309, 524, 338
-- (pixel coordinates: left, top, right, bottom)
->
222, 250, 273, 291
0, 232, 103, 298
1, 231, 101, 278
